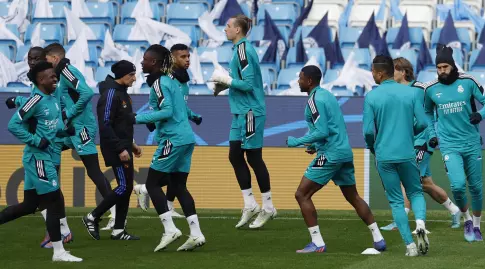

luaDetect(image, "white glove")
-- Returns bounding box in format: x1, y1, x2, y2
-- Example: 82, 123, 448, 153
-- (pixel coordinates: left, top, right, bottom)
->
210, 70, 233, 87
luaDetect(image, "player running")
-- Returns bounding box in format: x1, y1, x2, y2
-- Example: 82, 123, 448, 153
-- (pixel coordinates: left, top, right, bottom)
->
211, 14, 276, 229
43, 43, 116, 229
0, 62, 82, 262
381, 57, 461, 231
5, 46, 74, 248
133, 43, 202, 219
287, 65, 386, 253
424, 45, 485, 242
132, 45, 205, 251
364, 55, 429, 256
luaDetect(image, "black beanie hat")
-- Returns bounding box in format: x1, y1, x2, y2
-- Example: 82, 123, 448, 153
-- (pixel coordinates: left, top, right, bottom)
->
111, 60, 136, 79
435, 44, 455, 66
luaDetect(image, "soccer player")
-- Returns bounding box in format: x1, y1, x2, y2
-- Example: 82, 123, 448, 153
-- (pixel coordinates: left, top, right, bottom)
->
424, 45, 485, 242
210, 14, 276, 229
364, 55, 429, 256
381, 57, 461, 231
1, 61, 82, 262
287, 65, 386, 253
5, 46, 74, 248
133, 43, 202, 219
43, 43, 116, 229
134, 45, 205, 251
89, 60, 142, 240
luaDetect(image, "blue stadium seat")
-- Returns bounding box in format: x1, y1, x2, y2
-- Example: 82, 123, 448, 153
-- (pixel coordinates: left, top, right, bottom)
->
64, 44, 99, 68
417, 71, 438, 83
467, 71, 485, 86
468, 49, 485, 71
24, 24, 64, 45
339, 27, 364, 48
430, 28, 471, 54
389, 49, 418, 72
261, 66, 276, 88
254, 46, 279, 73
0, 24, 20, 59
32, 2, 70, 27
0, 86, 31, 93
428, 48, 463, 69
16, 45, 30, 62
174, 25, 199, 47
0, 2, 9, 17
95, 66, 114, 84
173, 0, 214, 10
84, 2, 116, 29
188, 84, 213, 95
292, 26, 333, 47
341, 48, 371, 69
247, 25, 290, 45
199, 65, 214, 82
121, 2, 161, 24
6, 24, 20, 39
113, 24, 150, 48
166, 3, 207, 26
213, 3, 250, 25
257, 4, 296, 26
0, 44, 14, 62
286, 47, 326, 71
197, 46, 233, 67
386, 27, 424, 49
277, 67, 301, 89
322, 69, 355, 96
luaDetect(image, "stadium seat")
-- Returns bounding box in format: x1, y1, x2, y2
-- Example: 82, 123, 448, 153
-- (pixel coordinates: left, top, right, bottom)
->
429, 48, 463, 69
113, 24, 150, 48
174, 25, 199, 47
271, 0, 302, 15
430, 27, 472, 55
166, 3, 207, 26
247, 25, 290, 45
32, 2, 70, 27
121, 2, 161, 24
339, 27, 364, 48
257, 4, 297, 26
286, 47, 326, 71
277, 67, 301, 89
341, 48, 371, 69
443, 0, 481, 14
64, 44, 99, 68
24, 24, 64, 45
386, 27, 424, 49
188, 84, 213, 95
0, 86, 31, 93
395, 4, 434, 38
5, 24, 20, 39
349, 3, 387, 32
303, 4, 343, 32
214, 3, 250, 25
83, 2, 116, 29
0, 44, 14, 62
199, 65, 214, 82
417, 71, 438, 83
95, 66, 114, 84
389, 49, 418, 72
197, 46, 233, 67
292, 26, 334, 47
467, 71, 485, 86
0, 2, 9, 17
0, 24, 20, 59
468, 49, 485, 71
173, 0, 214, 9
15, 45, 30, 62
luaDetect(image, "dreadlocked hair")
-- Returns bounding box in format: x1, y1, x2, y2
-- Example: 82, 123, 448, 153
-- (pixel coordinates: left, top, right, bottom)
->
146, 44, 174, 75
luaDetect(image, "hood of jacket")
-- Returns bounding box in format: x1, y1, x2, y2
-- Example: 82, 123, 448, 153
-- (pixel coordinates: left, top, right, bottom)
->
98, 75, 128, 95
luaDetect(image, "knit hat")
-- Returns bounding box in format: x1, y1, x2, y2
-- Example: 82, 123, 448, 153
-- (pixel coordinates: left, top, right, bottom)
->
435, 44, 455, 66
111, 60, 136, 79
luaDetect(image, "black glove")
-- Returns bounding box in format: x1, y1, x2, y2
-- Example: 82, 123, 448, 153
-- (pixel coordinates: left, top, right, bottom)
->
369, 148, 375, 155
146, 123, 156, 132
128, 113, 137, 125
192, 116, 202, 125
428, 137, 438, 148
62, 110, 68, 121
470, 112, 482, 125
38, 138, 50, 150
5, 97, 16, 109
65, 125, 75, 136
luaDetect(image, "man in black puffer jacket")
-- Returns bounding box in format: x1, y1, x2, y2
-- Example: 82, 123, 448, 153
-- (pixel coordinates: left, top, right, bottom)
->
86, 60, 142, 241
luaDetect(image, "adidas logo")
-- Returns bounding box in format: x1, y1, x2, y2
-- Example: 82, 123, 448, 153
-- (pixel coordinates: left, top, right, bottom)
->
312, 231, 318, 234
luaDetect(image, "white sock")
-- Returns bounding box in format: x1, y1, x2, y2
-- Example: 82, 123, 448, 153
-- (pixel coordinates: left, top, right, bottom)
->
416, 219, 426, 230
241, 188, 257, 208
112, 229, 124, 236
187, 214, 203, 237
441, 198, 460, 214
404, 208, 410, 215
168, 201, 174, 211
159, 211, 177, 233
261, 191, 274, 212
464, 210, 473, 222
109, 206, 116, 218
141, 184, 148, 194
59, 217, 71, 235
308, 225, 325, 247
407, 242, 416, 249
87, 213, 95, 221
473, 216, 481, 229
368, 223, 384, 242
41, 209, 47, 221
52, 240, 65, 255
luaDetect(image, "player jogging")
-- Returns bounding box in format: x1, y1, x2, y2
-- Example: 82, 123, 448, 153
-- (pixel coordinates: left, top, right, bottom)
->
133, 43, 202, 219
287, 65, 386, 253
381, 57, 461, 231
43, 43, 116, 228
0, 62, 82, 262
363, 55, 429, 256
424, 45, 484, 242
211, 14, 276, 229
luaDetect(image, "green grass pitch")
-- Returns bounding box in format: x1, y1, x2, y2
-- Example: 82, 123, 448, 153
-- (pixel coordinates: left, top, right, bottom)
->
0, 208, 483, 269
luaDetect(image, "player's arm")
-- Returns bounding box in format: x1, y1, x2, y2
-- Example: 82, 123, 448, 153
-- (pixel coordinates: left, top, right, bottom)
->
470, 79, 485, 119
362, 96, 375, 150
413, 88, 428, 135
187, 105, 202, 125
7, 94, 43, 147
61, 67, 94, 120
136, 82, 173, 124
287, 96, 329, 147
229, 46, 256, 92
97, 90, 126, 154
424, 88, 437, 138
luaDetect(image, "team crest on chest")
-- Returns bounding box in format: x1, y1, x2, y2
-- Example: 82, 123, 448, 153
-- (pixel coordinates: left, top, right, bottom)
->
457, 85, 464, 93
436, 92, 442, 98
122, 100, 127, 108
